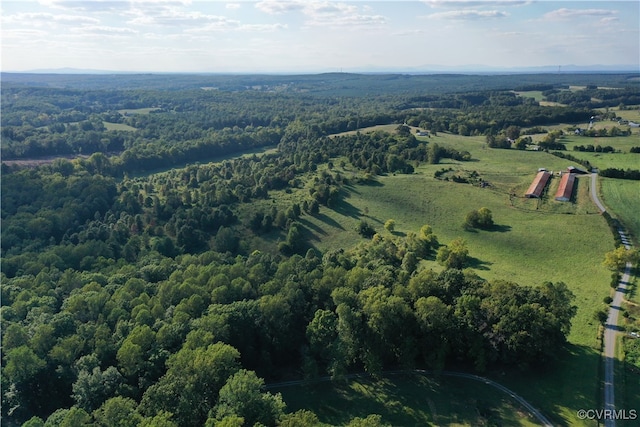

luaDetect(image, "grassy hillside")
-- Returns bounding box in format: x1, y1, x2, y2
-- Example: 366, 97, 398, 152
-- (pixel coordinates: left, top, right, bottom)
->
298, 134, 614, 341
262, 132, 620, 425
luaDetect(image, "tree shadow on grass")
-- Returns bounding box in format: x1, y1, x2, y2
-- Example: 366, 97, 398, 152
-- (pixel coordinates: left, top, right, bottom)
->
331, 199, 361, 219
358, 178, 384, 187
315, 212, 345, 230
464, 224, 511, 234
467, 256, 492, 271
343, 184, 361, 195
298, 217, 328, 237
489, 343, 603, 427
488, 224, 512, 232
297, 223, 321, 245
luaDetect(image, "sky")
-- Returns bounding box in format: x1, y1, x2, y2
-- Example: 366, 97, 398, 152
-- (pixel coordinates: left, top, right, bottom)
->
1, 0, 639, 73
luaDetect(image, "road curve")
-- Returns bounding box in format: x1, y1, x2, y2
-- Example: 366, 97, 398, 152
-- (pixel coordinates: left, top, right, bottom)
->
266, 370, 553, 426
589, 172, 634, 427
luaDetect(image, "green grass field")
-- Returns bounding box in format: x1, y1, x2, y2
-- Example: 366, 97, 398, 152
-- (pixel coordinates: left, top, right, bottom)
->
613, 107, 640, 123
514, 90, 545, 102
260, 132, 628, 425
103, 121, 137, 131
330, 124, 411, 137
117, 107, 160, 115
275, 373, 543, 426
560, 134, 640, 170
599, 178, 640, 244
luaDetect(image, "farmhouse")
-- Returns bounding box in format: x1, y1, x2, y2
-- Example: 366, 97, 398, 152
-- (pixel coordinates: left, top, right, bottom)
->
525, 170, 551, 198
555, 172, 576, 202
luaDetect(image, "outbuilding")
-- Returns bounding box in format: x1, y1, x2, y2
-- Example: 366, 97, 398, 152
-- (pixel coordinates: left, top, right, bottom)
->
555, 172, 576, 202
525, 170, 551, 198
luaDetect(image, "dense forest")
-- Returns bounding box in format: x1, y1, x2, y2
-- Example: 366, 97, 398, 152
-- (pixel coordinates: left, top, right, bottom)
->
1, 73, 638, 426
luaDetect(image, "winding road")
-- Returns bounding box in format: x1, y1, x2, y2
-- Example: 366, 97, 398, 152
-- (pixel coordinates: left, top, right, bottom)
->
267, 370, 553, 426
590, 172, 634, 427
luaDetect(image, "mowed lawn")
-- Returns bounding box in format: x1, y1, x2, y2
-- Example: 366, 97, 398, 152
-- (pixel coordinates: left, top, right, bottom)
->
275, 373, 542, 427
293, 133, 618, 425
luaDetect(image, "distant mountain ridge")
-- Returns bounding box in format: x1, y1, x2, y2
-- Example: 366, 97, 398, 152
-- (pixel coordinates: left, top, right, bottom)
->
8, 64, 639, 75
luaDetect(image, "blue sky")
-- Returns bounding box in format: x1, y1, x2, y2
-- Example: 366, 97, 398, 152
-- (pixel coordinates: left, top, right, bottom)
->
2, 1, 638, 72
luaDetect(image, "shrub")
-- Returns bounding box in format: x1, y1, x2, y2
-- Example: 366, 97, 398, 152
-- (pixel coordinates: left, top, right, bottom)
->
356, 220, 376, 238
464, 207, 494, 230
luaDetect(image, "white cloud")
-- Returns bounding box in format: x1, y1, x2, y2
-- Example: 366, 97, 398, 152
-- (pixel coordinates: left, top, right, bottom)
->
428, 9, 508, 20
226, 3, 241, 10
38, 0, 125, 12
543, 8, 617, 21
255, 0, 306, 15
182, 18, 286, 33
70, 25, 138, 36
599, 17, 619, 24
306, 2, 357, 15
1, 28, 49, 40
392, 29, 427, 37
181, 19, 239, 32
424, 1, 529, 8
39, 0, 192, 8
304, 13, 387, 28
2, 12, 100, 26
127, 9, 236, 27
238, 23, 287, 32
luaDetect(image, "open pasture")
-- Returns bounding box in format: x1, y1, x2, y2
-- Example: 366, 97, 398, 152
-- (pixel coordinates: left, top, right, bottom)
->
117, 107, 160, 115
103, 121, 137, 131
560, 134, 640, 170
600, 178, 640, 243
611, 106, 640, 123
514, 90, 545, 102
330, 124, 422, 138
302, 133, 614, 345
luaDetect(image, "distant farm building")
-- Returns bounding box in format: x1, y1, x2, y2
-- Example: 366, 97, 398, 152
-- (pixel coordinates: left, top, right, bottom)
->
567, 166, 588, 174
525, 170, 551, 198
555, 172, 576, 202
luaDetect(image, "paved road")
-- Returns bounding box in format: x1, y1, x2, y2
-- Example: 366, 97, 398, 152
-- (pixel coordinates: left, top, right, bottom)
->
603, 231, 633, 427
267, 370, 554, 426
589, 172, 634, 427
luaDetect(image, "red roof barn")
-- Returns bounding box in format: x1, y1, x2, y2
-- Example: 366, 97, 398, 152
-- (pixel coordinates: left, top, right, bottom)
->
525, 171, 551, 198
555, 172, 576, 202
